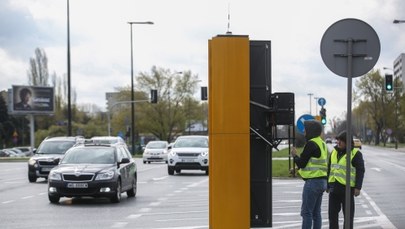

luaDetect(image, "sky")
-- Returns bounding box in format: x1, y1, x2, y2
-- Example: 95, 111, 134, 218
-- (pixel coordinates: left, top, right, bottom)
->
1, 0, 405, 131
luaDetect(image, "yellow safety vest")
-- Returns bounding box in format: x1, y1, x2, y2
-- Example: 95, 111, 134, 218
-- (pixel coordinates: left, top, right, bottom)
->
298, 137, 328, 179
328, 148, 359, 187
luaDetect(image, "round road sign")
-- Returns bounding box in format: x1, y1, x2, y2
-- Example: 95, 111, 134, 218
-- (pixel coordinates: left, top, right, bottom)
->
320, 18, 380, 78
296, 114, 315, 134
318, 97, 326, 106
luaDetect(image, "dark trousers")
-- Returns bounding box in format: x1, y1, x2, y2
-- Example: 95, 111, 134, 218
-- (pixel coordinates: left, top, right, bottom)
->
328, 190, 355, 229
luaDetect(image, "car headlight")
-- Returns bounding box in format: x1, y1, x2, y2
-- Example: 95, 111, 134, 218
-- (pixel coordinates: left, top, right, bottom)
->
28, 158, 37, 166
169, 151, 177, 157
201, 151, 208, 157
95, 170, 115, 180
48, 171, 62, 181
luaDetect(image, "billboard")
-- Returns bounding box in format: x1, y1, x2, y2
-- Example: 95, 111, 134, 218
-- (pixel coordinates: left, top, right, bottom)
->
12, 85, 54, 114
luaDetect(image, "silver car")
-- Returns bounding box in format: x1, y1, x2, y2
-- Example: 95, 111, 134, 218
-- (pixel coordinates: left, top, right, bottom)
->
142, 141, 169, 164
167, 135, 209, 175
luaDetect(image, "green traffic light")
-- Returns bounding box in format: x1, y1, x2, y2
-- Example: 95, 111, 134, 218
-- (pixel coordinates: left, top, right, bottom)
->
321, 118, 327, 125
386, 85, 392, 90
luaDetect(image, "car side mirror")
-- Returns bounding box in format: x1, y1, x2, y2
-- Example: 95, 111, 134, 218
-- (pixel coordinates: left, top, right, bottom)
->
120, 158, 130, 164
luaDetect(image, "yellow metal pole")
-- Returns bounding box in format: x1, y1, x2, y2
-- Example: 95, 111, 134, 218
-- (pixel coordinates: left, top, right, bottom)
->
209, 35, 250, 229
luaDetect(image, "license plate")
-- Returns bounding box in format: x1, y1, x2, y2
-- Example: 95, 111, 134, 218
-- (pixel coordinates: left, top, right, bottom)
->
67, 183, 88, 188
182, 159, 195, 162
41, 167, 52, 172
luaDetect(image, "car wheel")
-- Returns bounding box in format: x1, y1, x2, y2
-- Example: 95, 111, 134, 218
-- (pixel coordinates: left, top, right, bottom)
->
143, 161, 146, 164
28, 174, 37, 183
205, 169, 209, 175
48, 194, 60, 204
148, 161, 151, 164
168, 166, 175, 175
111, 180, 122, 203
127, 175, 137, 197
175, 169, 181, 174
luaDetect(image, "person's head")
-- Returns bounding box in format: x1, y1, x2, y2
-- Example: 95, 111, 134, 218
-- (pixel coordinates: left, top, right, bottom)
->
303, 120, 322, 140
336, 130, 354, 150
19, 88, 32, 103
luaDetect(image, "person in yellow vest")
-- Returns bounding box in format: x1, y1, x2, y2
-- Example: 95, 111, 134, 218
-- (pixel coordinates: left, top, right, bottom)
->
327, 131, 365, 229
291, 120, 327, 229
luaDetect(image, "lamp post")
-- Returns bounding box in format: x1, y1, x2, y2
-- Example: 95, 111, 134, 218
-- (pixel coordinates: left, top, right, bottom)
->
67, 0, 72, 136
128, 21, 153, 155
307, 93, 313, 115
314, 96, 319, 116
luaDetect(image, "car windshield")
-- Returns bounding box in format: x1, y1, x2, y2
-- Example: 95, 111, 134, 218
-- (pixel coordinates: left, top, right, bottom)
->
61, 148, 116, 164
37, 141, 75, 154
174, 137, 208, 148
147, 142, 167, 149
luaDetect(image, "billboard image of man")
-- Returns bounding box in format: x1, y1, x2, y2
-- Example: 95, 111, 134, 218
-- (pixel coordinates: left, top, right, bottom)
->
14, 87, 32, 110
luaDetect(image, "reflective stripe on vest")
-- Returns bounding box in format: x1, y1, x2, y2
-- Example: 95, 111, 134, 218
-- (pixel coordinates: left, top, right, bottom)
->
298, 137, 328, 179
328, 148, 359, 187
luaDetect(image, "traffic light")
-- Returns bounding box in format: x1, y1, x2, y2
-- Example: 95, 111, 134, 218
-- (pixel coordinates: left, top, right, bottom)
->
201, 86, 208, 100
385, 74, 393, 91
150, 89, 157, 103
320, 107, 327, 125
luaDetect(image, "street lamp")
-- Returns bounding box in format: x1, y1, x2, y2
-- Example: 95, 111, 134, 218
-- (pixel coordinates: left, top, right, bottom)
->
128, 21, 153, 155
307, 93, 313, 115
393, 19, 405, 24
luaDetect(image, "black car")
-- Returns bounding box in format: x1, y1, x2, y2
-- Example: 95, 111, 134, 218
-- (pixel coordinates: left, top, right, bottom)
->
28, 136, 84, 182
47, 143, 137, 203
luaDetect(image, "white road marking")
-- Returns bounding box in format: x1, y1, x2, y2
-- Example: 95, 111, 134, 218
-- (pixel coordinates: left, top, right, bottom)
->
126, 214, 141, 219
153, 176, 168, 181
139, 208, 152, 213
370, 167, 381, 172
2, 200, 15, 204
110, 222, 128, 228
149, 202, 161, 206
362, 190, 397, 229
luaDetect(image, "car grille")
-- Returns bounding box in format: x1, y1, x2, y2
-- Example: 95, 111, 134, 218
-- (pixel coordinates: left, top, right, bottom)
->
63, 173, 94, 182
58, 187, 99, 196
177, 153, 200, 157
38, 160, 58, 166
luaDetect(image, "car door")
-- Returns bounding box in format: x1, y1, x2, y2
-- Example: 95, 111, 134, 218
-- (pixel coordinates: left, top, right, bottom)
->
117, 147, 131, 190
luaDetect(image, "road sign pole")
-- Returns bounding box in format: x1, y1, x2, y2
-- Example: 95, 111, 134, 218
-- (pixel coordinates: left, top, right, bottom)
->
320, 18, 380, 229
345, 39, 353, 229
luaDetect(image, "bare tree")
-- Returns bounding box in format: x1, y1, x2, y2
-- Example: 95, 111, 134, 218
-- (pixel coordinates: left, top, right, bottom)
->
27, 48, 49, 86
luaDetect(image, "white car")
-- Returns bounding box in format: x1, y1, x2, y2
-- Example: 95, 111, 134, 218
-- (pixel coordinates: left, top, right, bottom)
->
143, 141, 169, 164
167, 135, 209, 175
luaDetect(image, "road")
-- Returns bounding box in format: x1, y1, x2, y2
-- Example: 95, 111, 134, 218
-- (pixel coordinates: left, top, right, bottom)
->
0, 145, 404, 229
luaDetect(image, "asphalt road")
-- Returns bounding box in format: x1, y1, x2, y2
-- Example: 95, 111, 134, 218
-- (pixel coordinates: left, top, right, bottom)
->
0, 145, 404, 229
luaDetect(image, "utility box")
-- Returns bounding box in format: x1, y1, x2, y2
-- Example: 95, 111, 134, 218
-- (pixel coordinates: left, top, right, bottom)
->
208, 35, 251, 229
250, 40, 273, 227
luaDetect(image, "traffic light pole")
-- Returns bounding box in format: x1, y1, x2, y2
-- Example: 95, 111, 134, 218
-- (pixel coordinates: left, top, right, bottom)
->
107, 100, 150, 137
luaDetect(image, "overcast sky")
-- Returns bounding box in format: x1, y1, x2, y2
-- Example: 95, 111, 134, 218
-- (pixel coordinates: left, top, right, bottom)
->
1, 0, 405, 130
